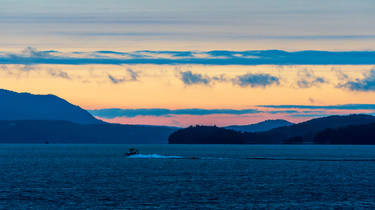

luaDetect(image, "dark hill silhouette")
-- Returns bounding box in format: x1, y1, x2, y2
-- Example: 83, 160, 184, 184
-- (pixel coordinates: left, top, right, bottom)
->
169, 114, 375, 144
314, 122, 375, 144
0, 89, 102, 124
168, 125, 245, 144
0, 120, 177, 144
249, 114, 375, 144
226, 119, 293, 132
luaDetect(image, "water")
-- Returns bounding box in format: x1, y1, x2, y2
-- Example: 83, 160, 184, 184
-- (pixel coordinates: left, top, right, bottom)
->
1, 144, 375, 209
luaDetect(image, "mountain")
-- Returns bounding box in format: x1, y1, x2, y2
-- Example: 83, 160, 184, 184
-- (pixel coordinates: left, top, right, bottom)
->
0, 120, 177, 144
249, 114, 375, 144
0, 89, 101, 124
0, 89, 179, 143
169, 114, 375, 144
225, 119, 293, 132
314, 122, 375, 144
169, 125, 245, 144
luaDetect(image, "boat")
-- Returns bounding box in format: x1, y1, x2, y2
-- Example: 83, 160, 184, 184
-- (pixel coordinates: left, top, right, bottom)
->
125, 148, 139, 157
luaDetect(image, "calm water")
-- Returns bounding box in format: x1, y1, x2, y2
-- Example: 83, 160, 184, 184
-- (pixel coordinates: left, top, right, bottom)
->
1, 144, 375, 209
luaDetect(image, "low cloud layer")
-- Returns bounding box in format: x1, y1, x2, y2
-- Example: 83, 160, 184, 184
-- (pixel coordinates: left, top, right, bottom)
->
2, 48, 375, 65
89, 108, 261, 118
259, 104, 375, 110
89, 104, 375, 120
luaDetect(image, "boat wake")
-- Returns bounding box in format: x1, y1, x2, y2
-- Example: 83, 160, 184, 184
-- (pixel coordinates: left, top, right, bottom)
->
127, 154, 184, 159
245, 157, 375, 162
126, 154, 375, 162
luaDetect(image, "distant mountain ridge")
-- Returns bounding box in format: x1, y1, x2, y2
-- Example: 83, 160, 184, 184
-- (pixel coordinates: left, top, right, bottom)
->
0, 120, 177, 144
0, 89, 179, 143
225, 119, 293, 132
0, 89, 102, 124
249, 114, 375, 144
169, 114, 375, 144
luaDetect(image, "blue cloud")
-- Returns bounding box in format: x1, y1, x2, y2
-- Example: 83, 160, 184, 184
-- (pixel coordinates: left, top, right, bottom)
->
20, 47, 56, 58
338, 70, 375, 91
180, 71, 210, 85
289, 114, 329, 118
89, 105, 375, 119
259, 104, 375, 110
267, 110, 300, 114
137, 50, 194, 57
233, 73, 280, 88
95, 51, 128, 55
2, 48, 375, 65
89, 108, 261, 118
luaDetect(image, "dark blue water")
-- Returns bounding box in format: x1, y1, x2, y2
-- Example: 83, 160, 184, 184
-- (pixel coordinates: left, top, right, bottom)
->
1, 144, 375, 209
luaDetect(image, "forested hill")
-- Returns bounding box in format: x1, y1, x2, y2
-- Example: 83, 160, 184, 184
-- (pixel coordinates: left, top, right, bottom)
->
169, 114, 375, 144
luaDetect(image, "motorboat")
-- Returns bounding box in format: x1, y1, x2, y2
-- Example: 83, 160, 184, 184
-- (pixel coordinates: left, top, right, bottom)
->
125, 148, 139, 157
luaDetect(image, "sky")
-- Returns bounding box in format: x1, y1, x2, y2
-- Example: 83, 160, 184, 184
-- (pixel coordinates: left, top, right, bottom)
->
1, 0, 375, 127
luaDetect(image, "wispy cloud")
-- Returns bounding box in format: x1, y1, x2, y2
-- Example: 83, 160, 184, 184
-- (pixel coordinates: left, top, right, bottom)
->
107, 74, 125, 84
48, 69, 71, 79
338, 69, 375, 91
233, 73, 280, 88
126, 68, 138, 81
107, 68, 139, 84
296, 70, 327, 88
2, 48, 375, 65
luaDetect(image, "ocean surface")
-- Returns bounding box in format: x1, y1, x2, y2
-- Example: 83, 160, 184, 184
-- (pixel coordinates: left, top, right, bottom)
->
1, 144, 375, 209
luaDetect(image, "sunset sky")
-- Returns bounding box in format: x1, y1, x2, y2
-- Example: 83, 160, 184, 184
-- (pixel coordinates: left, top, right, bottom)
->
1, 0, 375, 126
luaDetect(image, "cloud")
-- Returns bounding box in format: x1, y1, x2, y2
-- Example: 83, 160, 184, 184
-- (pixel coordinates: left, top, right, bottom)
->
107, 74, 125, 84
233, 73, 279, 88
126, 68, 138, 81
289, 114, 329, 118
212, 74, 228, 82
48, 69, 71, 79
259, 104, 375, 110
180, 71, 210, 85
89, 104, 375, 120
338, 69, 375, 91
107, 68, 139, 84
2, 48, 375, 65
296, 70, 327, 88
89, 108, 261, 118
20, 46, 56, 58
331, 67, 349, 81
253, 35, 375, 40
178, 71, 228, 86
0, 65, 8, 71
